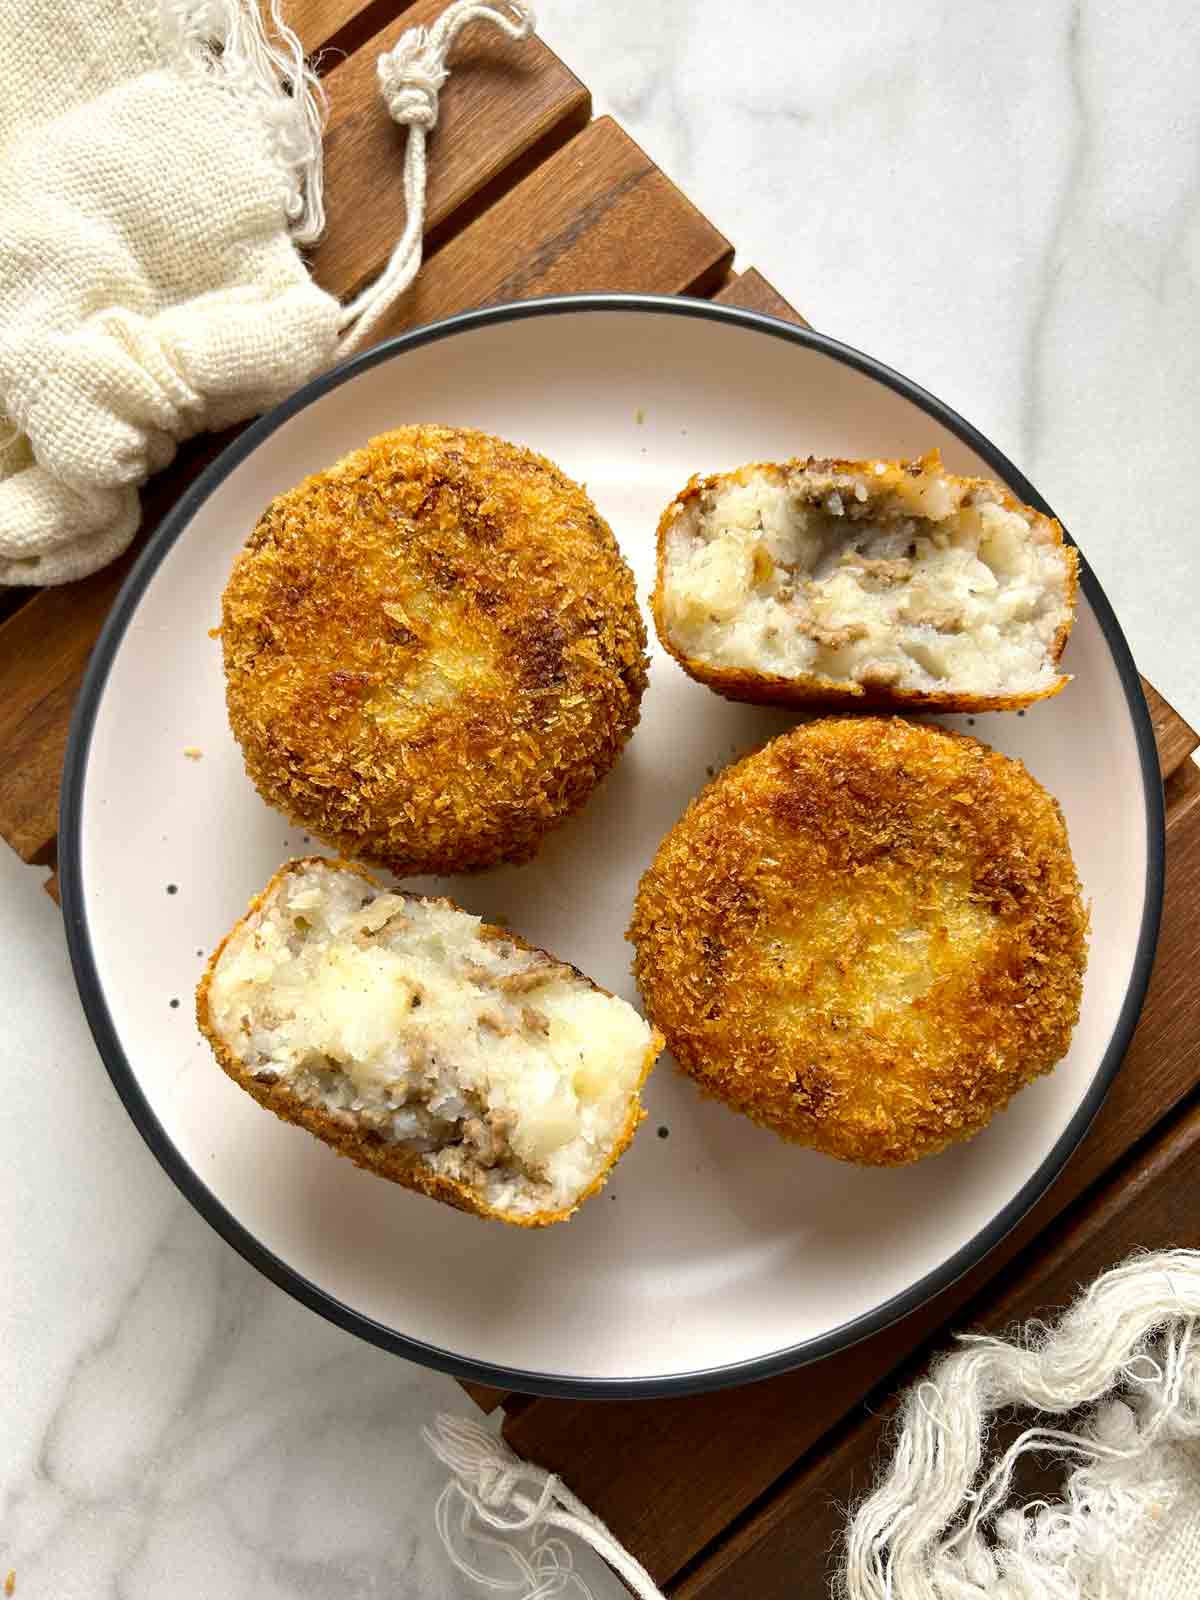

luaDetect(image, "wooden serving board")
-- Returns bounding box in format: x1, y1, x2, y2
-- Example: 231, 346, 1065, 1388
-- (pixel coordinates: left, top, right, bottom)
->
5, 5, 1198, 1593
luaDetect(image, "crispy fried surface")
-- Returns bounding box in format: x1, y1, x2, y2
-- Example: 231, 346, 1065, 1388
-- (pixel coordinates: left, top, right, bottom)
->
221, 426, 648, 875
196, 858, 662, 1227
652, 453, 1079, 714
629, 718, 1088, 1165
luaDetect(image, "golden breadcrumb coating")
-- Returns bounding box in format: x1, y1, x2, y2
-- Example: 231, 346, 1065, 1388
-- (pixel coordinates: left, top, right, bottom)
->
629, 718, 1089, 1165
221, 426, 648, 875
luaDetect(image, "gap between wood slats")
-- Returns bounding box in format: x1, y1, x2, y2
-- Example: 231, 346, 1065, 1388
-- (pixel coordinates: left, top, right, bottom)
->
303, 0, 417, 72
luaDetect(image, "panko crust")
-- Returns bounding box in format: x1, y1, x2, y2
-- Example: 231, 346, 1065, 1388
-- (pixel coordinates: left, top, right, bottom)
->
629, 719, 1089, 1166
197, 858, 661, 1226
221, 426, 649, 876
652, 452, 1079, 714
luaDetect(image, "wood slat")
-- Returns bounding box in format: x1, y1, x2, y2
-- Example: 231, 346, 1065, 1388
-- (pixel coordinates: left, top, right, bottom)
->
456, 1381, 509, 1415
1142, 678, 1200, 778
678, 1076, 1200, 1599
502, 773, 1200, 1584
365, 116, 733, 339
714, 268, 812, 328
1164, 749, 1200, 834
312, 0, 591, 303
286, 0, 412, 66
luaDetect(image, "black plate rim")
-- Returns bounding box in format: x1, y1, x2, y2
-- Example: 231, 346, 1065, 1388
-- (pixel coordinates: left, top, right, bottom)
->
59, 292, 1166, 1400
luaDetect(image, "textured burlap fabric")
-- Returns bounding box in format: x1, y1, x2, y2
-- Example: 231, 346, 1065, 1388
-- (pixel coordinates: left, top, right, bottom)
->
0, 0, 341, 584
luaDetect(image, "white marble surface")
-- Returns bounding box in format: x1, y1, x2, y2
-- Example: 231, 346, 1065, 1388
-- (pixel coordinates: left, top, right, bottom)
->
3, 3, 1199, 1595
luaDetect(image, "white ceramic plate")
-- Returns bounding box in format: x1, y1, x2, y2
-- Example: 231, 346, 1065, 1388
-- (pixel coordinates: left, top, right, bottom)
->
62, 297, 1163, 1397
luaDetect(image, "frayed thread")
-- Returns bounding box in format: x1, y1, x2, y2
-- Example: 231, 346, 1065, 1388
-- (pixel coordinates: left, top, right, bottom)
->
840, 1250, 1200, 1599
159, 0, 327, 244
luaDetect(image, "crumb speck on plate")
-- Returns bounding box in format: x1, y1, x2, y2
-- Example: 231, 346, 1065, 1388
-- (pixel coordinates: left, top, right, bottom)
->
6, 1570, 15, 1596
657, 1126, 670, 1139
183, 746, 203, 760
169, 998, 180, 1009
635, 407, 645, 424
166, 884, 178, 895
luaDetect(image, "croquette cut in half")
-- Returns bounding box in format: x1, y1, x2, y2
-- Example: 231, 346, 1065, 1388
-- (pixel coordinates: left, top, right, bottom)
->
654, 451, 1078, 712
198, 858, 663, 1225
629, 718, 1088, 1166
221, 426, 649, 876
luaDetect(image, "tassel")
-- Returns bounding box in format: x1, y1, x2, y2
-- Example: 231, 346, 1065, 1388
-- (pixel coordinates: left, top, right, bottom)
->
424, 1413, 665, 1600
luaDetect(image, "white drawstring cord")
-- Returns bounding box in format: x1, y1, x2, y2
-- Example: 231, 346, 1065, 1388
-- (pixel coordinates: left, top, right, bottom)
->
424, 1414, 665, 1600
336, 0, 536, 357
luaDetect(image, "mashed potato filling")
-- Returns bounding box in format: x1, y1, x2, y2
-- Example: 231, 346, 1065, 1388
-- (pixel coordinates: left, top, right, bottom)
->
661, 456, 1073, 697
207, 862, 653, 1218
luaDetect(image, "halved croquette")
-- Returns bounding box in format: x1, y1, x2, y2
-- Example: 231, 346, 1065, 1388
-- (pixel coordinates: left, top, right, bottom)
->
198, 858, 662, 1225
654, 451, 1077, 712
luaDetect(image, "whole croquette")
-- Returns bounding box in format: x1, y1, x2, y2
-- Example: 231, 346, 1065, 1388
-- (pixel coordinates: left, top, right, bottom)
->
220, 426, 648, 876
629, 718, 1088, 1165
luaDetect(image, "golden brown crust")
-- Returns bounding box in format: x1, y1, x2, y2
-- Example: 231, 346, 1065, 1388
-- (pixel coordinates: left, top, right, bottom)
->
628, 719, 1088, 1166
221, 426, 649, 876
197, 858, 662, 1226
651, 452, 1079, 714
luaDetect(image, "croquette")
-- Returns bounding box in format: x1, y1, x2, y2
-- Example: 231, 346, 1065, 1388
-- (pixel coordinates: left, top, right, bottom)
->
221, 426, 649, 876
198, 858, 663, 1225
654, 451, 1078, 713
629, 718, 1088, 1166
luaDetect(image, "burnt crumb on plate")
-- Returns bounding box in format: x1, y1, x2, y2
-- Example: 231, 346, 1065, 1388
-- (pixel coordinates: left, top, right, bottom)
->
657, 1125, 670, 1139
169, 998, 180, 1009
166, 884, 178, 895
